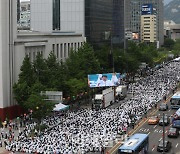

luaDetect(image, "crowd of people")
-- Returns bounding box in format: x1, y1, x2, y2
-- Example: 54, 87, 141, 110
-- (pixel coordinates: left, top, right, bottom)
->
2, 60, 180, 153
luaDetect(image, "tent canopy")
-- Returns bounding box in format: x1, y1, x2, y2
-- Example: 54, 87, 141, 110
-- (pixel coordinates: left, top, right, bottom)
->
53, 103, 69, 112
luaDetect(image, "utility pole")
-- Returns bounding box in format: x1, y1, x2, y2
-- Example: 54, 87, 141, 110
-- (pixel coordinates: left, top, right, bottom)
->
110, 28, 116, 103
162, 112, 165, 154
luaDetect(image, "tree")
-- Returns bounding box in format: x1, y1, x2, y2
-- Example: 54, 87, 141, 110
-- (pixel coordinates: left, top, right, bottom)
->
164, 38, 175, 50
46, 52, 60, 89
13, 82, 31, 107
33, 53, 48, 87
18, 55, 35, 86
62, 43, 101, 97
94, 45, 111, 72
13, 55, 35, 107
25, 94, 55, 122
172, 39, 180, 57
65, 78, 87, 97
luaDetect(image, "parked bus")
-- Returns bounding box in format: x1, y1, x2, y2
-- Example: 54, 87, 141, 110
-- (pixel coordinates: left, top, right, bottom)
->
170, 91, 180, 109
118, 133, 149, 154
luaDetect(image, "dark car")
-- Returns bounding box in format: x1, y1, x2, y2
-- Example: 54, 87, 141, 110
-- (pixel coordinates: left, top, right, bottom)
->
168, 127, 179, 138
172, 120, 180, 129
159, 103, 168, 111
159, 115, 170, 126
157, 140, 172, 152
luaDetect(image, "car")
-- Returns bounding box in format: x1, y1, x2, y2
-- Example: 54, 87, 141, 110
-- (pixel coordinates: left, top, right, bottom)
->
168, 127, 179, 138
159, 115, 170, 126
157, 140, 172, 152
172, 120, 180, 129
148, 116, 159, 125
159, 103, 168, 111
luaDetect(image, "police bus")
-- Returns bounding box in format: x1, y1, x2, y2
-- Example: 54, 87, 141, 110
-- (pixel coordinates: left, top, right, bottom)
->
118, 133, 149, 154
170, 91, 180, 109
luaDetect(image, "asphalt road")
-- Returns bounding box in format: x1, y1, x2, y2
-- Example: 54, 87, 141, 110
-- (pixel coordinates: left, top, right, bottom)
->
135, 103, 180, 154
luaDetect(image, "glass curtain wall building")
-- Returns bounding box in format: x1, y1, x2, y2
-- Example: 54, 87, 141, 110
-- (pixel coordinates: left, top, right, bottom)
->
85, 0, 126, 46
129, 0, 164, 46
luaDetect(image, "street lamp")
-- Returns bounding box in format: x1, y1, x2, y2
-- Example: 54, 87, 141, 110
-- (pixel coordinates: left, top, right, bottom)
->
162, 112, 165, 154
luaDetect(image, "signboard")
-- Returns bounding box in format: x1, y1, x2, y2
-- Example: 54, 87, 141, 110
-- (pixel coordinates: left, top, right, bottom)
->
88, 73, 120, 88
141, 4, 153, 15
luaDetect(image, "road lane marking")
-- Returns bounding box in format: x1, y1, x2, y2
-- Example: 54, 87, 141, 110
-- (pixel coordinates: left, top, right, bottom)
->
159, 137, 162, 141
176, 143, 179, 148
107, 92, 176, 154
153, 125, 157, 128
168, 109, 171, 112
152, 145, 156, 151
148, 132, 150, 135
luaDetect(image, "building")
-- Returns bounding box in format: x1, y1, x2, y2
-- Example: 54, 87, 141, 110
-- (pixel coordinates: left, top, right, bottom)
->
0, 0, 17, 120
17, 0, 20, 23
31, 0, 126, 46
141, 15, 157, 43
19, 10, 30, 28
17, 1, 31, 30
129, 0, 164, 46
20, 1, 30, 11
0, 0, 85, 120
31, 0, 84, 35
14, 31, 85, 81
164, 20, 180, 41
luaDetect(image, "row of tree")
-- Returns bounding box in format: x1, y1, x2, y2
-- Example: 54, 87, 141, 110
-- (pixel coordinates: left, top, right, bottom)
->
13, 39, 180, 119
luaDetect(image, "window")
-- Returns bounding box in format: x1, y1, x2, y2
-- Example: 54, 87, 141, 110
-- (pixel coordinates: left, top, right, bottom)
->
52, 44, 55, 53
33, 52, 36, 61
64, 43, 66, 58
60, 44, 63, 58
78, 42, 80, 49
53, 0, 60, 30
75, 43, 77, 51
68, 43, 70, 57
57, 44, 59, 59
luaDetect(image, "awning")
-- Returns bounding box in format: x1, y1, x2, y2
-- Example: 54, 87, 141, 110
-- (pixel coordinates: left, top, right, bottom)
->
53, 103, 69, 112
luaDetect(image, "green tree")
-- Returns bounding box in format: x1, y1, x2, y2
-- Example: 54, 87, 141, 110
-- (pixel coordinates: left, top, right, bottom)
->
64, 43, 100, 97
33, 53, 48, 86
66, 43, 100, 79
13, 55, 35, 107
18, 55, 35, 86
46, 52, 60, 89
13, 82, 31, 107
164, 38, 175, 50
94, 45, 111, 72
30, 81, 46, 95
172, 39, 180, 57
65, 78, 87, 97
25, 94, 55, 122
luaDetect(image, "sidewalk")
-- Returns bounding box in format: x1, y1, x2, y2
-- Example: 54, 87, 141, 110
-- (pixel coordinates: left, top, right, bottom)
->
0, 147, 10, 154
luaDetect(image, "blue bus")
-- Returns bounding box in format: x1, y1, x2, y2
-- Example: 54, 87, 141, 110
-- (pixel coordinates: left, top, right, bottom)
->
170, 91, 180, 109
118, 133, 149, 154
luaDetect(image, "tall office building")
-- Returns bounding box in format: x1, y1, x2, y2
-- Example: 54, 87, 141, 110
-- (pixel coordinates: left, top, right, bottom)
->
129, 0, 164, 46
31, 0, 126, 46
85, 0, 128, 46
0, 0, 85, 120
0, 0, 17, 119
141, 15, 157, 43
31, 0, 84, 35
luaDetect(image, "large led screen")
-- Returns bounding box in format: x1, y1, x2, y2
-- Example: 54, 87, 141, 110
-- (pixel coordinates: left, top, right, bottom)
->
88, 73, 120, 88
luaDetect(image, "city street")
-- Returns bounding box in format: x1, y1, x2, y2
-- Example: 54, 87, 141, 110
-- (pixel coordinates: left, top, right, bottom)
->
131, 101, 180, 154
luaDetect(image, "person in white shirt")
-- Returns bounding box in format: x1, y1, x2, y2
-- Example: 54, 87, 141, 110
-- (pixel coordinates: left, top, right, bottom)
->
97, 75, 113, 87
